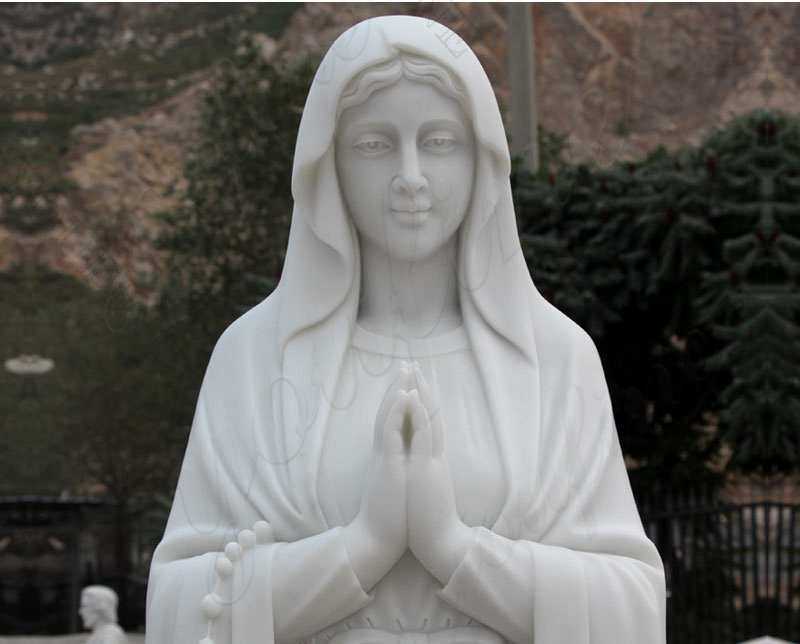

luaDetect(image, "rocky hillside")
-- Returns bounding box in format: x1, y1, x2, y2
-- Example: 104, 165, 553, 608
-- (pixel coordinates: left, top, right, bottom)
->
280, 3, 799, 161
0, 3, 297, 298
2, 3, 798, 298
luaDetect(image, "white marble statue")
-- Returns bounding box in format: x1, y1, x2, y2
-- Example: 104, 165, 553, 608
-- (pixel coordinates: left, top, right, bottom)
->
145, 15, 666, 644
79, 586, 127, 644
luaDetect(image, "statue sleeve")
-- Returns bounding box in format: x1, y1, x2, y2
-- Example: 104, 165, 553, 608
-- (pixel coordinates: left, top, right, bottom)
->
270, 526, 374, 642
143, 316, 285, 644
144, 384, 276, 644
437, 333, 666, 644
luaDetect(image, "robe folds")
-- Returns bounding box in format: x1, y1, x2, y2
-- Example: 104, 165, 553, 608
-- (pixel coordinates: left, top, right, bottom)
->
145, 285, 666, 644
145, 14, 666, 644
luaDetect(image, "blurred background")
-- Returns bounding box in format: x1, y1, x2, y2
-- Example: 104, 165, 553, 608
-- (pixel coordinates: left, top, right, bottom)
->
1, 2, 799, 641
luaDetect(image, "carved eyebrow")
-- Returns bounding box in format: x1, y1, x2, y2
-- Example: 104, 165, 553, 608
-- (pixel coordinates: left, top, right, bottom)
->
339, 121, 397, 138
337, 118, 469, 141
419, 118, 468, 136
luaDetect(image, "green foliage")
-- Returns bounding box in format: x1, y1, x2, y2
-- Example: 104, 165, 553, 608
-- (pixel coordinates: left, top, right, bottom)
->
0, 267, 193, 501
698, 111, 800, 471
157, 37, 317, 338
516, 109, 800, 481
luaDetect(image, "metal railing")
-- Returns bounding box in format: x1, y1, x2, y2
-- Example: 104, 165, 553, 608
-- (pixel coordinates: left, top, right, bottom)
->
3, 495, 799, 640
643, 500, 800, 643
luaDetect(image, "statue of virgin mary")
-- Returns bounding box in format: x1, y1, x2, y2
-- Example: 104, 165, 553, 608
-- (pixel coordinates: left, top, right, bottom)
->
145, 15, 666, 644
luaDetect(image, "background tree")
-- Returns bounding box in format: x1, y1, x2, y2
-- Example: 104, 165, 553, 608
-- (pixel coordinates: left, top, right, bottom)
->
516, 109, 800, 494
0, 265, 194, 597
157, 37, 317, 346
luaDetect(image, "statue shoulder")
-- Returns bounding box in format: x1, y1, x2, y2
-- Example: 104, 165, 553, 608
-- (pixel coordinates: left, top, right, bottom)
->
108, 623, 128, 643
206, 291, 282, 376
531, 292, 604, 381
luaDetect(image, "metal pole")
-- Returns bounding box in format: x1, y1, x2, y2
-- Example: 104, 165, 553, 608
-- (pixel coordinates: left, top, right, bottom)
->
507, 3, 540, 174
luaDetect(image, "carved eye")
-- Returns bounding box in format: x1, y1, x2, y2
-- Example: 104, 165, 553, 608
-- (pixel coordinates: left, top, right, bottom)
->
422, 132, 457, 153
353, 134, 393, 155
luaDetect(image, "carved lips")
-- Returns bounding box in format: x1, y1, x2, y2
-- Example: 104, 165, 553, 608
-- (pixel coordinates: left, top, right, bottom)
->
390, 197, 433, 226
391, 207, 432, 226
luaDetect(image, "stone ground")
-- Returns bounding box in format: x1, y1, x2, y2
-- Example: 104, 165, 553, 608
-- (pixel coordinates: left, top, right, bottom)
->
0, 636, 145, 643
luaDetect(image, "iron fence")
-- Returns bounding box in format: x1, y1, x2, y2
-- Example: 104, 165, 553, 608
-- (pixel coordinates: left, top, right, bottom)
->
3, 495, 800, 640
642, 500, 800, 643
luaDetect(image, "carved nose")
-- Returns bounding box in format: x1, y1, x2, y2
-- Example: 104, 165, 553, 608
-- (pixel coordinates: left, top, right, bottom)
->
392, 173, 427, 196
392, 144, 428, 197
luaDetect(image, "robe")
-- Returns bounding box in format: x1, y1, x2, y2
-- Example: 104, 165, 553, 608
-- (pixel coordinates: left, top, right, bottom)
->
308, 323, 506, 642
145, 288, 665, 644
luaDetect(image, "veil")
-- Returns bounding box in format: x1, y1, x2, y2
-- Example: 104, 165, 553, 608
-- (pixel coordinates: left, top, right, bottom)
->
272, 14, 543, 538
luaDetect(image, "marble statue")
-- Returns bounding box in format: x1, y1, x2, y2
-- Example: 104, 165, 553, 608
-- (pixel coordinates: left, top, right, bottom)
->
80, 586, 128, 644
145, 15, 666, 644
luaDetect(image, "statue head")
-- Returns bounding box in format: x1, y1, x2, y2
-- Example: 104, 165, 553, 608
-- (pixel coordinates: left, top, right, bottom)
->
79, 585, 119, 630
334, 53, 476, 264
274, 15, 537, 419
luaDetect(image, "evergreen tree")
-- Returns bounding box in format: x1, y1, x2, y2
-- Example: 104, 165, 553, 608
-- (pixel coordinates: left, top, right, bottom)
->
697, 111, 800, 472
515, 109, 800, 485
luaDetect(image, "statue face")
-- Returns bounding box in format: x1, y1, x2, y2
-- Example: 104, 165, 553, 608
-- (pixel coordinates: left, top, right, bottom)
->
79, 593, 99, 629
335, 77, 475, 263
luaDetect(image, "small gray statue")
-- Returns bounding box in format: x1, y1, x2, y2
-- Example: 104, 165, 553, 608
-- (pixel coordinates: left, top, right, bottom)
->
79, 585, 128, 644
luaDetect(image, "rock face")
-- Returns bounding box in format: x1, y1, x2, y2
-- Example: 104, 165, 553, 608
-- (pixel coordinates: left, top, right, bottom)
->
536, 3, 798, 162
0, 3, 295, 296
57, 77, 206, 300
2, 3, 799, 295
3, 76, 205, 300
277, 3, 800, 163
